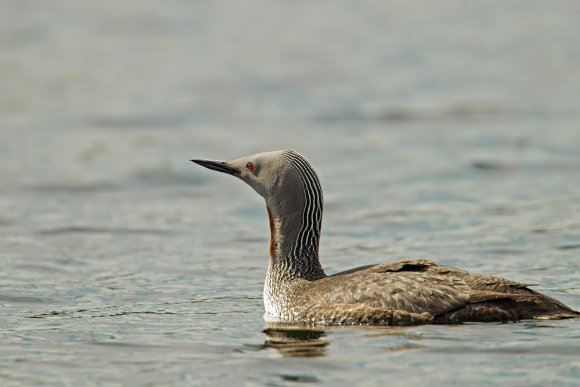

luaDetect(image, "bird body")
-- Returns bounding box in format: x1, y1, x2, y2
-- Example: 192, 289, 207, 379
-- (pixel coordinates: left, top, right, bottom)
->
193, 150, 579, 325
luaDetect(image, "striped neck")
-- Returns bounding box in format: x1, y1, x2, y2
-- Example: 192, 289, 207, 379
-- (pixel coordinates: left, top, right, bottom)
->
266, 151, 326, 281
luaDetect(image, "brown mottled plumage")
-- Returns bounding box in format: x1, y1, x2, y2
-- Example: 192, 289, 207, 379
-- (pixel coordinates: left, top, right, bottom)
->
192, 150, 579, 326
266, 259, 577, 325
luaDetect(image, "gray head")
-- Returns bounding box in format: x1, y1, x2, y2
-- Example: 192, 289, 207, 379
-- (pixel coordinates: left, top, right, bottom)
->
192, 150, 322, 216
192, 150, 324, 277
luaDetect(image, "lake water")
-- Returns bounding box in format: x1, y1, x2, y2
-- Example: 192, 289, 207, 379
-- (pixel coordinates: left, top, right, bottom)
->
1, 1, 579, 385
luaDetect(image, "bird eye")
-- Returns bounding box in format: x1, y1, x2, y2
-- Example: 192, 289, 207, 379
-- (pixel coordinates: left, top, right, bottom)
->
246, 162, 255, 171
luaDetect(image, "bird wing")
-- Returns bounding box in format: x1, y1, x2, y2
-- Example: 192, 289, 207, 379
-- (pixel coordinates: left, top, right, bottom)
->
308, 259, 535, 317
308, 265, 471, 316
374, 259, 536, 294
296, 259, 577, 324
371, 258, 536, 292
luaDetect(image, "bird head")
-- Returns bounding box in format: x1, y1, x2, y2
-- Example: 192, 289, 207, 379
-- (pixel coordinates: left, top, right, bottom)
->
192, 150, 288, 199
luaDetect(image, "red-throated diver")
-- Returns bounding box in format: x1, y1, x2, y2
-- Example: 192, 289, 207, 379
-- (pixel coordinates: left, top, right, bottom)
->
192, 150, 579, 325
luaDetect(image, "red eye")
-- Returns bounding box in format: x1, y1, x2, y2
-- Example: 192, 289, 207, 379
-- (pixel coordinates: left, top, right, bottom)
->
246, 162, 255, 171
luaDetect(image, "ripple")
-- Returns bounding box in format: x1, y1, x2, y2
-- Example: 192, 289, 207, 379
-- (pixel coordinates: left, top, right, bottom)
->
26, 307, 177, 319
25, 182, 121, 194
316, 100, 507, 123
88, 113, 190, 130
429, 345, 580, 356
471, 160, 580, 172
131, 167, 207, 186
0, 294, 52, 304
557, 244, 580, 250
37, 226, 175, 236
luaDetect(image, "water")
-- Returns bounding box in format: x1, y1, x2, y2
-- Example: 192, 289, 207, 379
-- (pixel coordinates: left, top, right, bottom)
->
1, 1, 580, 385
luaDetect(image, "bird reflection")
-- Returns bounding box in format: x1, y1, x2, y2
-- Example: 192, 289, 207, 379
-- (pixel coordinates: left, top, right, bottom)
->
261, 324, 328, 357
260, 323, 422, 357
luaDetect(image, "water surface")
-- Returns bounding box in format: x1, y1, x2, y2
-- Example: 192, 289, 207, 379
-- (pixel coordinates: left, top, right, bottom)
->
1, 1, 580, 385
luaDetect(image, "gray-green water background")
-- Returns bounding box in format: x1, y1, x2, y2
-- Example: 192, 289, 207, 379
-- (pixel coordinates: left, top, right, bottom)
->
1, 1, 580, 386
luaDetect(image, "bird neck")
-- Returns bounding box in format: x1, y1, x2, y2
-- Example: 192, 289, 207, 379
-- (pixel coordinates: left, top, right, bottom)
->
266, 204, 326, 281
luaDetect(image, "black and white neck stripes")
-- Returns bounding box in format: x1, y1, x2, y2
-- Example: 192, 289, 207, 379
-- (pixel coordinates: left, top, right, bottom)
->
275, 150, 325, 279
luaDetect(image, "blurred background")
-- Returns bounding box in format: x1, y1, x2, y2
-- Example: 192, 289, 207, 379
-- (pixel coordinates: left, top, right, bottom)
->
1, 1, 579, 385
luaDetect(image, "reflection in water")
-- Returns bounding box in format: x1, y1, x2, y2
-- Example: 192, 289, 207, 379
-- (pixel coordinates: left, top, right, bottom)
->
277, 374, 320, 383
262, 326, 328, 357
261, 324, 423, 357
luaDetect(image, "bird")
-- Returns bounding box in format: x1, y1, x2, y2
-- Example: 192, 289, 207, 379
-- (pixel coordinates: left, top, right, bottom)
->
192, 150, 579, 326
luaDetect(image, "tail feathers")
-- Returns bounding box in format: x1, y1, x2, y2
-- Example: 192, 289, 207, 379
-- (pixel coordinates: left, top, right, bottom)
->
436, 291, 580, 323
533, 310, 580, 320
519, 291, 580, 320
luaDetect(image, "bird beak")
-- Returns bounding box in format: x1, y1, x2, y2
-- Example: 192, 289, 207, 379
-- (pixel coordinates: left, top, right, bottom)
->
191, 159, 240, 176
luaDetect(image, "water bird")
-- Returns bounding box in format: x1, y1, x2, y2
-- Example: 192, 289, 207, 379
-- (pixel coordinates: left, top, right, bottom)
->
192, 150, 579, 325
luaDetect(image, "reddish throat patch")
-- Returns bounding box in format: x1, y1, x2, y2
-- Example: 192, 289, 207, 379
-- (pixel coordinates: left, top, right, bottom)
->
267, 206, 276, 257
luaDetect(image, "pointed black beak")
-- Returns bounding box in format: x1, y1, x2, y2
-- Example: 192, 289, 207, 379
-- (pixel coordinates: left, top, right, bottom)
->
191, 159, 240, 176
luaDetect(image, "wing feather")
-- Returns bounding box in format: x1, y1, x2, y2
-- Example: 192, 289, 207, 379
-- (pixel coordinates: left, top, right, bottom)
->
293, 258, 577, 325
304, 269, 471, 317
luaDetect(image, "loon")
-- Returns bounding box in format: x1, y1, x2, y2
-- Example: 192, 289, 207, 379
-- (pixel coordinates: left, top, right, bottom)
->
192, 150, 579, 325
